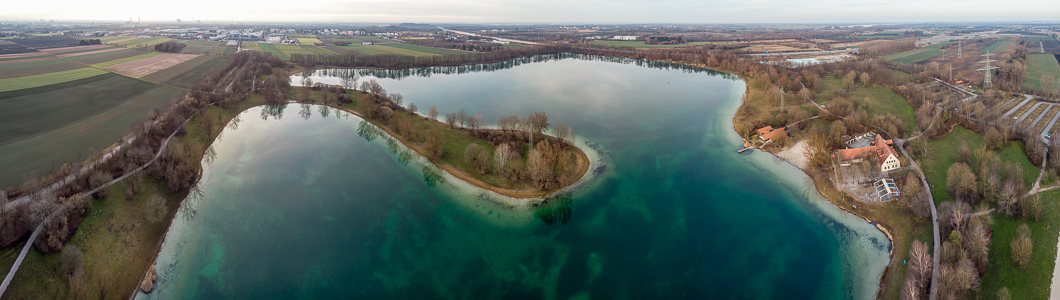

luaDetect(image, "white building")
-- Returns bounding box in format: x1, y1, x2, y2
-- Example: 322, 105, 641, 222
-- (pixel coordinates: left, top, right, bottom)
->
612, 35, 637, 41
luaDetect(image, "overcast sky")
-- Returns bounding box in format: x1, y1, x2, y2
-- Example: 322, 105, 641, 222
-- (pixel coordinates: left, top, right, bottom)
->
3, 0, 1058, 24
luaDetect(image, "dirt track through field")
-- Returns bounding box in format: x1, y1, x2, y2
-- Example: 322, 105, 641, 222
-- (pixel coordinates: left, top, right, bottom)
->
102, 53, 199, 78
38, 44, 111, 53
56, 47, 124, 58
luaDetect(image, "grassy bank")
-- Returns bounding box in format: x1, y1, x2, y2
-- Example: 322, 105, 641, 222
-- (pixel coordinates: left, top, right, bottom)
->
980, 190, 1060, 299
918, 126, 1039, 205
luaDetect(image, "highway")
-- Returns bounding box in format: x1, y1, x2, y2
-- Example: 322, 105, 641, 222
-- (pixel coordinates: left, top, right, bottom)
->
436, 26, 541, 45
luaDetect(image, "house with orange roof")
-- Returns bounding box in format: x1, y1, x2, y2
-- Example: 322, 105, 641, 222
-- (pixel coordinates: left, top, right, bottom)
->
835, 132, 900, 173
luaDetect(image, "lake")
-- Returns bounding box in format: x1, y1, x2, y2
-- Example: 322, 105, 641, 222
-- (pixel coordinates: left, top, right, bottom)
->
140, 54, 889, 299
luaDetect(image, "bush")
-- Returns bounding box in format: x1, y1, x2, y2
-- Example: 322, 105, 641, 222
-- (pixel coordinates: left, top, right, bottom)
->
88, 171, 111, 199
60, 245, 85, 276
463, 144, 491, 175
1011, 223, 1033, 267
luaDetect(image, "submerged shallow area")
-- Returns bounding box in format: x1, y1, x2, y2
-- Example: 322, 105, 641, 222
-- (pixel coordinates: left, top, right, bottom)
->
141, 55, 889, 299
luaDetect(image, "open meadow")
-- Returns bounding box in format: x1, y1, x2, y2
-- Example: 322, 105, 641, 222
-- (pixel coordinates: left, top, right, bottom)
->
883, 42, 953, 64
1024, 54, 1060, 93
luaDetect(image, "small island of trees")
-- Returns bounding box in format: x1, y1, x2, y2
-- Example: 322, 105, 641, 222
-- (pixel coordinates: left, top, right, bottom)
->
289, 74, 589, 198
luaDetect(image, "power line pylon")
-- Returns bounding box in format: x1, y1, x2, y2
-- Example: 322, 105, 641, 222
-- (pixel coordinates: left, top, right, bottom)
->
977, 53, 998, 89
957, 40, 962, 58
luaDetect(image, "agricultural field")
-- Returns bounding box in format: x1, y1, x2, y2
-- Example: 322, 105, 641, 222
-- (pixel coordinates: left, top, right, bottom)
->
0, 86, 183, 186
89, 52, 161, 68
296, 37, 324, 45
334, 43, 461, 57
178, 40, 228, 56
67, 48, 150, 65
257, 43, 336, 60
285, 34, 316, 38
982, 36, 1017, 53
739, 43, 820, 53
161, 56, 228, 88
883, 42, 952, 64
590, 40, 731, 48
102, 53, 198, 78
0, 73, 157, 144
10, 37, 79, 48
240, 42, 261, 51
0, 43, 230, 187
0, 68, 108, 92
1023, 54, 1060, 93
0, 60, 82, 79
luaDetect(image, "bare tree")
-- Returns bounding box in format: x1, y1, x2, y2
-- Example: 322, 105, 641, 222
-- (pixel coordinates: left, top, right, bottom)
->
301, 78, 313, 101
445, 112, 456, 128
909, 240, 932, 284
457, 109, 468, 128
428, 105, 438, 120
389, 93, 403, 106
464, 144, 491, 174
1011, 223, 1033, 267
901, 278, 920, 300
468, 113, 483, 133
553, 124, 569, 142
424, 129, 444, 159
494, 143, 513, 175
998, 287, 1012, 300
407, 103, 418, 115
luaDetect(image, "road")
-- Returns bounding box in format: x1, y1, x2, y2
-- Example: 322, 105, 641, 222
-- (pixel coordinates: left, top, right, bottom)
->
436, 26, 540, 45
893, 135, 941, 300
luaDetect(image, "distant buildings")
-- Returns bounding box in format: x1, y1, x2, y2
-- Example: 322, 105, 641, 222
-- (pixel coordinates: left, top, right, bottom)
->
612, 35, 637, 41
362, 42, 373, 45
756, 126, 787, 142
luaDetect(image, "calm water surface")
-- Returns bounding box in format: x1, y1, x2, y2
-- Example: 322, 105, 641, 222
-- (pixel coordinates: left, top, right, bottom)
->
140, 55, 889, 299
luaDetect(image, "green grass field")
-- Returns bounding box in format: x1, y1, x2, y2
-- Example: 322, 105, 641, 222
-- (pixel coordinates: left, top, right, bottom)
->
919, 126, 1039, 205
1023, 54, 1060, 93
285, 34, 316, 38
0, 85, 183, 186
180, 40, 225, 47
335, 44, 454, 57
0, 73, 158, 144
89, 52, 162, 68
257, 43, 290, 60
0, 68, 108, 92
179, 45, 225, 56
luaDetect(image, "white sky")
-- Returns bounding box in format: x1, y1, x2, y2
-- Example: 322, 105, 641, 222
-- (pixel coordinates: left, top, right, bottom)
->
3, 0, 1058, 24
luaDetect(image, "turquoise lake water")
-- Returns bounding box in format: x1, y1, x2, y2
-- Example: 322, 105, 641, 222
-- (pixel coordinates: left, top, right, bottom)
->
140, 54, 889, 299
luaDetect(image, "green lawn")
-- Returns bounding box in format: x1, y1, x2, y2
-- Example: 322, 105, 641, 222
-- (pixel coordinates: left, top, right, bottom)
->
89, 51, 162, 68
67, 48, 149, 65
1023, 54, 1060, 93
0, 67, 108, 92
335, 44, 458, 57
919, 126, 1039, 205
980, 189, 1060, 300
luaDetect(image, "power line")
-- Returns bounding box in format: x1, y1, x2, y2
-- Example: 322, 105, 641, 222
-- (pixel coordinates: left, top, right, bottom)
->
977, 53, 999, 89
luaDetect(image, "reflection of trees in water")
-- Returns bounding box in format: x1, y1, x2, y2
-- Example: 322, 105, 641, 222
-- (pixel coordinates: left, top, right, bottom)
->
310, 53, 736, 81
533, 192, 574, 225
260, 105, 286, 120
318, 105, 331, 119
203, 145, 217, 166
299, 104, 312, 120
181, 185, 205, 223
356, 121, 380, 142
227, 114, 241, 131
421, 165, 445, 187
